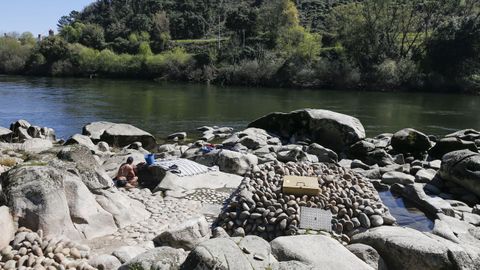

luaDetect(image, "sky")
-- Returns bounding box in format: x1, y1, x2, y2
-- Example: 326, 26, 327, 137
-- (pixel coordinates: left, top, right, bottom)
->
0, 0, 94, 36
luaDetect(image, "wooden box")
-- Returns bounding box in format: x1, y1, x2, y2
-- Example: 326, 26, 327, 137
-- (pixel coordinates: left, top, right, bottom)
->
283, 176, 320, 196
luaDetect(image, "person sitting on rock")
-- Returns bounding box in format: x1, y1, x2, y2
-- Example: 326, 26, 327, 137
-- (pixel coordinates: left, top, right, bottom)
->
114, 156, 138, 188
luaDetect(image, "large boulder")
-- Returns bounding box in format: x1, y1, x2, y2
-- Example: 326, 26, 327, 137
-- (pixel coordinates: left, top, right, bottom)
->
348, 140, 376, 158
216, 149, 258, 175
436, 213, 480, 254
445, 129, 480, 142
347, 243, 387, 270
154, 216, 211, 251
94, 189, 150, 229
9, 120, 56, 142
182, 236, 277, 270
1, 162, 148, 241
223, 128, 281, 150
391, 128, 432, 154
0, 206, 15, 250
351, 226, 480, 270
1, 165, 84, 240
438, 150, 480, 198
82, 121, 114, 141
9, 119, 31, 137
248, 109, 365, 153
83, 121, 156, 150
306, 143, 338, 163
0, 127, 13, 142
65, 134, 98, 152
63, 174, 118, 239
270, 235, 372, 270
119, 247, 187, 270
21, 138, 53, 153
429, 137, 478, 159
57, 145, 112, 190
28, 126, 56, 142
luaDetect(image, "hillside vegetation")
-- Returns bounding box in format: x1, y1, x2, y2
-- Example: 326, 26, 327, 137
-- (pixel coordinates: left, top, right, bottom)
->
1, 0, 479, 93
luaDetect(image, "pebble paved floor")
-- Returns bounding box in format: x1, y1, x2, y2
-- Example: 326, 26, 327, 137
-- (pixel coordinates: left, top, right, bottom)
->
85, 187, 235, 256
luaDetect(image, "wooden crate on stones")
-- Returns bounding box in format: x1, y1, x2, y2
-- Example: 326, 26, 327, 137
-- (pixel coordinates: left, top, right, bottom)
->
283, 176, 320, 196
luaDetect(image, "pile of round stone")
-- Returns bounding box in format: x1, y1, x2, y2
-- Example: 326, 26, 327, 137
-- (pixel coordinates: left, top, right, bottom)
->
216, 162, 395, 241
0, 228, 93, 270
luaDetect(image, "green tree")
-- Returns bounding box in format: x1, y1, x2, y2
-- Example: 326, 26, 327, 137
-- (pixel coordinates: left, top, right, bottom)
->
79, 23, 105, 49
276, 25, 321, 61
257, 0, 301, 48
329, 0, 479, 72
226, 5, 258, 39
38, 36, 69, 63
57, 11, 80, 31
60, 22, 85, 43
425, 15, 480, 82
19, 32, 36, 46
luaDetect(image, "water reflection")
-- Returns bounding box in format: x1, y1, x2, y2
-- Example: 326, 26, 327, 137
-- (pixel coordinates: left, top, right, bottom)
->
379, 191, 434, 231
0, 75, 479, 139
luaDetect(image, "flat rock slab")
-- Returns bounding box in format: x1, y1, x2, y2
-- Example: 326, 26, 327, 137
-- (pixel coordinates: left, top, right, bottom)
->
271, 235, 372, 270
154, 171, 242, 195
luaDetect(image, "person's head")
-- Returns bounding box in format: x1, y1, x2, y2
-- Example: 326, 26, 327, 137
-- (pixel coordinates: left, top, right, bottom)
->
126, 157, 134, 164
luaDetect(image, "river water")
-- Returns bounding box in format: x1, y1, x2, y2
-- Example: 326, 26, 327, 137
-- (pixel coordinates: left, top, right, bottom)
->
3, 75, 474, 230
1, 75, 479, 140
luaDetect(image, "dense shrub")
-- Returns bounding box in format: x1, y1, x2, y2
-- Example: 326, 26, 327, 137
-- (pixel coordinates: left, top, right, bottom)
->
0, 37, 32, 74
145, 47, 193, 79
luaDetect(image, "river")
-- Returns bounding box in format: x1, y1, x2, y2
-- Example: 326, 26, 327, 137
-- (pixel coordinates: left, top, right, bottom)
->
1, 75, 479, 139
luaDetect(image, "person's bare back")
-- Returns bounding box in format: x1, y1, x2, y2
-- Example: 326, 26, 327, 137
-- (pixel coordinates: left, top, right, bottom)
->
115, 157, 138, 188
117, 163, 135, 180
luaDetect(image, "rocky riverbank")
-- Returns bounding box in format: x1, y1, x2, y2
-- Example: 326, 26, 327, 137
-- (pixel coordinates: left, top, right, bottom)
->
0, 109, 479, 270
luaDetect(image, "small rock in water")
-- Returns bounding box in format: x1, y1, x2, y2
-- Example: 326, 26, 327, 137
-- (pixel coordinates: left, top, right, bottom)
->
168, 132, 187, 141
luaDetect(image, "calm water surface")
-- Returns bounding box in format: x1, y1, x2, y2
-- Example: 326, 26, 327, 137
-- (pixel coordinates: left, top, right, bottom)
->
379, 191, 434, 231
0, 75, 479, 139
